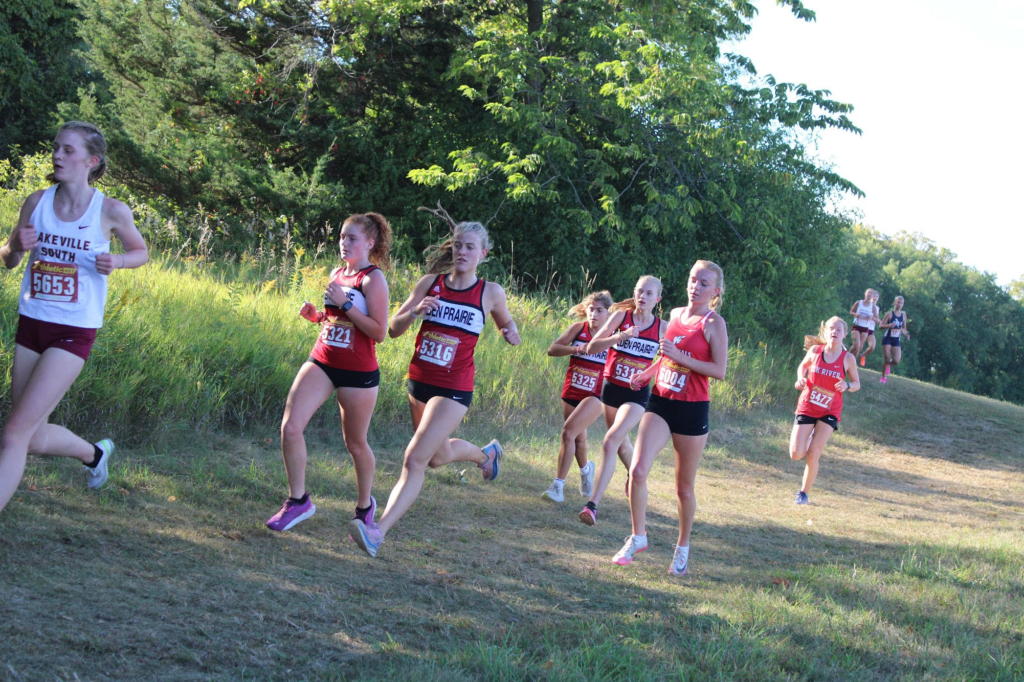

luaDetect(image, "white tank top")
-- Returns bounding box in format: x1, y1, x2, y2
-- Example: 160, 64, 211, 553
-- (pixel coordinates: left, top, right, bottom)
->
853, 300, 876, 330
18, 184, 110, 329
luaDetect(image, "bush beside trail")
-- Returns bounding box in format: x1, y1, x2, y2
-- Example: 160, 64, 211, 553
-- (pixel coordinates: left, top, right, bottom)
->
1, 255, 788, 445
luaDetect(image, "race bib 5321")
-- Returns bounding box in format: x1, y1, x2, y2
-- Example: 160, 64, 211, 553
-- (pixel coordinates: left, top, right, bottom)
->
320, 320, 354, 349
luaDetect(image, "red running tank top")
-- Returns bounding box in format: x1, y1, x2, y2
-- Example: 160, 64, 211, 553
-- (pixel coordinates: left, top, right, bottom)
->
603, 311, 662, 388
310, 265, 380, 371
795, 345, 849, 420
561, 322, 608, 401
408, 274, 487, 392
653, 308, 715, 402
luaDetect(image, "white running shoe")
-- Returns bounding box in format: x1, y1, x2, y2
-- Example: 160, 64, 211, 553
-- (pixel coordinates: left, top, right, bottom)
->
579, 461, 595, 497
541, 481, 564, 503
668, 544, 689, 576
85, 439, 114, 490
612, 535, 648, 565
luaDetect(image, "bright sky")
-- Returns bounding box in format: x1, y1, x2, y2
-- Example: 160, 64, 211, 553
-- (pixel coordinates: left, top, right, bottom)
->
735, 0, 1024, 286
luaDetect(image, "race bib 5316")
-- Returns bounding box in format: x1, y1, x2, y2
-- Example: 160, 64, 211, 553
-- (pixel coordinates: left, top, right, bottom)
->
30, 260, 78, 303
417, 330, 459, 369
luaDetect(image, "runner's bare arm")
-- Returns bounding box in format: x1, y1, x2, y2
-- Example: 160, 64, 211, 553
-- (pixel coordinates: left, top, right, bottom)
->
389, 274, 439, 338
666, 314, 729, 380
837, 352, 861, 393
795, 347, 816, 390
878, 311, 893, 329
98, 198, 148, 275
584, 311, 631, 355
1, 191, 44, 269
484, 283, 520, 345
547, 321, 586, 357
333, 268, 390, 343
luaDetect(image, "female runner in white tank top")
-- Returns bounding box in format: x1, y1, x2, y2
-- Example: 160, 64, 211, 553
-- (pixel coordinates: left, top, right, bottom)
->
848, 289, 880, 366
0, 122, 149, 515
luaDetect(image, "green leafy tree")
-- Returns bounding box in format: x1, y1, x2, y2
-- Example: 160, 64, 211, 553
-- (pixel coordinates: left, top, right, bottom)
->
0, 0, 93, 155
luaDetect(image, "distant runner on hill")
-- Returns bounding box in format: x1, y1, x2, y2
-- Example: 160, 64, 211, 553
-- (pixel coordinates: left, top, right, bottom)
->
540, 290, 625, 504
878, 295, 910, 384
265, 213, 392, 533
576, 275, 666, 528
789, 316, 861, 505
0, 121, 149, 515
350, 213, 520, 558
613, 260, 728, 577
849, 288, 880, 367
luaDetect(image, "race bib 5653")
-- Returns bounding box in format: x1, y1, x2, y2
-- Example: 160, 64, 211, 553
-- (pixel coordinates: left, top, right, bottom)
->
30, 260, 78, 303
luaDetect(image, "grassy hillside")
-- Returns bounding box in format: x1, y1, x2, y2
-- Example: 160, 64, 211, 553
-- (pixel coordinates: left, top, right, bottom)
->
1, 258, 1022, 679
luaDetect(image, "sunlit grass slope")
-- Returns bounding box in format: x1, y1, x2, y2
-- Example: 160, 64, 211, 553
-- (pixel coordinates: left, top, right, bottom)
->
2, 257, 1021, 680
1, 255, 783, 443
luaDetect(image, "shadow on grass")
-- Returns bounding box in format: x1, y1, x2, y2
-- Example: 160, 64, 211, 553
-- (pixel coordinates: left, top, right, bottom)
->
4, 443, 1022, 681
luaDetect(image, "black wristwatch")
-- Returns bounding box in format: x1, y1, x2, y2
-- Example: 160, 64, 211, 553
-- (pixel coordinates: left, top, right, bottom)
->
341, 301, 353, 312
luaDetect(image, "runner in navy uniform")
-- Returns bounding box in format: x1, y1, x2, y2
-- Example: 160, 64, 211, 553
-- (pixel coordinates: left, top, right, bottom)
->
878, 296, 910, 383
578, 276, 667, 526
350, 220, 520, 557
790, 316, 861, 505
0, 122, 148, 514
541, 291, 630, 503
266, 213, 392, 532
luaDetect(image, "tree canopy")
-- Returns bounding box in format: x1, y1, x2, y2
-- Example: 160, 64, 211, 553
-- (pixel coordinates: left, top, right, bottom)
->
5, 0, 1024, 403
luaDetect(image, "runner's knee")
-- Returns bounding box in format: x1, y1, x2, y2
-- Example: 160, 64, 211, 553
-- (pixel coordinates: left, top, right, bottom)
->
675, 480, 696, 502
280, 417, 305, 442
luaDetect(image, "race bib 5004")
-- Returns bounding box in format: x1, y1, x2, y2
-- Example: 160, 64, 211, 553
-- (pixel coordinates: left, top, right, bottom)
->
30, 260, 78, 303
417, 330, 459, 369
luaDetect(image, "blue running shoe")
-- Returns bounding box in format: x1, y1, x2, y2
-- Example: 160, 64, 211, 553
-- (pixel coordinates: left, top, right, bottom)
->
349, 519, 383, 558
795, 491, 809, 505
479, 440, 503, 481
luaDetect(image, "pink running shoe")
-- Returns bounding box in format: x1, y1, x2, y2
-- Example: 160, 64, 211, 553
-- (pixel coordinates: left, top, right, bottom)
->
266, 496, 316, 532
668, 545, 689, 576
578, 504, 597, 526
612, 535, 648, 565
349, 518, 383, 558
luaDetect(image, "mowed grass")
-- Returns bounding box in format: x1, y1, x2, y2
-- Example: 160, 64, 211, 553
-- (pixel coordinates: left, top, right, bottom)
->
3, 374, 1024, 679
1, 258, 1023, 679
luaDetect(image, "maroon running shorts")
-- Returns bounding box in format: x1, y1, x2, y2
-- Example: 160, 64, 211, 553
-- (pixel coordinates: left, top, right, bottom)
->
14, 314, 97, 361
